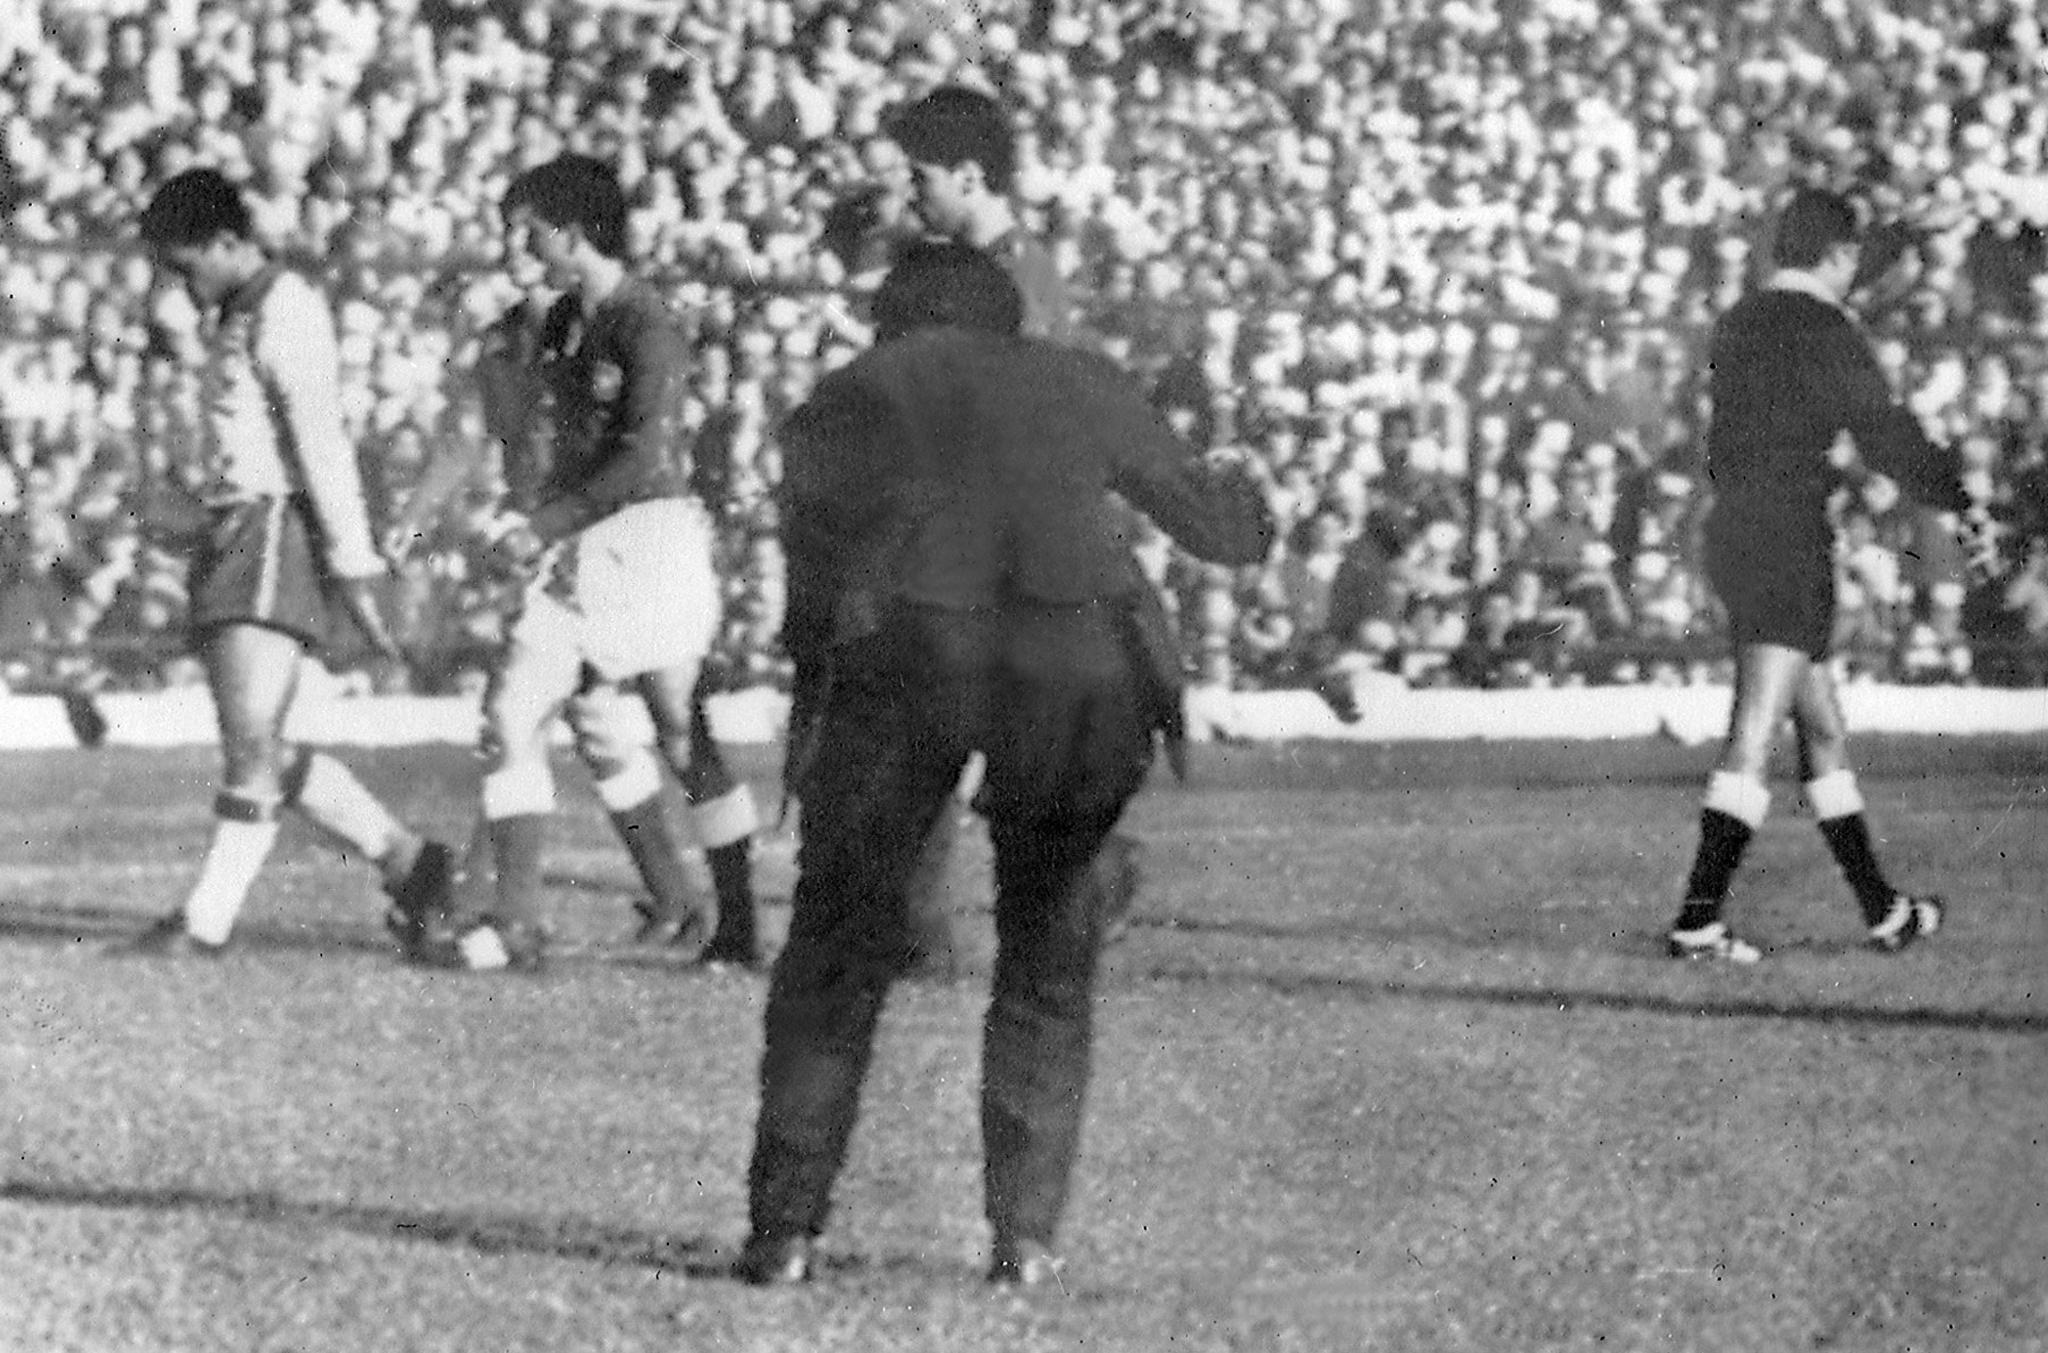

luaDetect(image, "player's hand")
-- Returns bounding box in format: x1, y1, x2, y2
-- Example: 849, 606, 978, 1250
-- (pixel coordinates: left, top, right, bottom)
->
334, 576, 406, 665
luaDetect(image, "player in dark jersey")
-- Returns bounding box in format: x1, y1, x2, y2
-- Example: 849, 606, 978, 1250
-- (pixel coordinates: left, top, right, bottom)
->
391, 282, 763, 969
398, 156, 741, 971
118, 168, 453, 957
1669, 188, 1977, 962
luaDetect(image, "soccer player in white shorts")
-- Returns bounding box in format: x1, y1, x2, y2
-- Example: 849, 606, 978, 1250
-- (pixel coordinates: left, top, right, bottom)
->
404, 156, 751, 972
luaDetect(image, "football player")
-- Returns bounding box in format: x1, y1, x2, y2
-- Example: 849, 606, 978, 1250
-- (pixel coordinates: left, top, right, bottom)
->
1669, 187, 1981, 962
119, 168, 454, 957
386, 223, 762, 970
397, 155, 752, 972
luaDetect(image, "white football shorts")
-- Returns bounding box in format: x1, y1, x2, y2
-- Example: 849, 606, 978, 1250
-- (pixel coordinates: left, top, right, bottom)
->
516, 496, 722, 682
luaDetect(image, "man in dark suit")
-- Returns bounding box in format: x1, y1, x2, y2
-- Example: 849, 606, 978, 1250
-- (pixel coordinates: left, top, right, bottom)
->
737, 241, 1273, 1287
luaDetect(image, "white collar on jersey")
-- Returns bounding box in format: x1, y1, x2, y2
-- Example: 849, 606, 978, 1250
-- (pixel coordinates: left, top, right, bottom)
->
1764, 267, 1847, 310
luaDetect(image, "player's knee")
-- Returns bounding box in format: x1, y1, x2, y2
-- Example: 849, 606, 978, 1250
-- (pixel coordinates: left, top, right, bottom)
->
481, 757, 556, 820
1722, 709, 1779, 768
219, 732, 287, 789
591, 748, 662, 812
567, 688, 643, 766
1799, 733, 1852, 777
689, 780, 758, 846
479, 693, 556, 773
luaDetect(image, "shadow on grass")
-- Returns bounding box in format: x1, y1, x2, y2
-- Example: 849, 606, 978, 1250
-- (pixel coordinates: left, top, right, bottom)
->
0, 1174, 737, 1279
0, 903, 394, 956
1136, 958, 2048, 1036
0, 1174, 1034, 1293
0, 902, 739, 970
9, 901, 2037, 1035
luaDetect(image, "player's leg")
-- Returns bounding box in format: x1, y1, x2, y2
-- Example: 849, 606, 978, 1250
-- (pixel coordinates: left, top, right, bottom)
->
1669, 642, 1805, 961
443, 596, 582, 969
640, 665, 763, 962
579, 496, 750, 958
1789, 665, 1945, 950
684, 677, 762, 965
569, 674, 710, 954
131, 622, 302, 951
278, 721, 452, 934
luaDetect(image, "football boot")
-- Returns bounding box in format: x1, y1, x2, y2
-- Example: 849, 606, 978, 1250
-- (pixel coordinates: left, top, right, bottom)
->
1666, 919, 1763, 964
1867, 894, 1945, 953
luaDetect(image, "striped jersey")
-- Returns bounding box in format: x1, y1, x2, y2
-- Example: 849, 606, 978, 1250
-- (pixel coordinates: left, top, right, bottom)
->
191, 265, 382, 576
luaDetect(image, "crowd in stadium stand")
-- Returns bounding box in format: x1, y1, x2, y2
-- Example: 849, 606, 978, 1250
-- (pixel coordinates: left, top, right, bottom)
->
5, 0, 2048, 701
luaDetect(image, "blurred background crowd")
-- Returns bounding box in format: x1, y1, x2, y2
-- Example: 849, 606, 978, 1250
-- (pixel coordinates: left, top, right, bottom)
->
5, 0, 2048, 702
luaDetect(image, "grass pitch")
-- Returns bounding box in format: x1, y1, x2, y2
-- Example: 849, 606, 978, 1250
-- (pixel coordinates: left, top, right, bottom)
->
3, 735, 2044, 1352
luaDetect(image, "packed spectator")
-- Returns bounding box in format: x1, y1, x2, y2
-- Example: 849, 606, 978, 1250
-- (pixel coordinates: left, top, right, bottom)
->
5, 0, 2048, 698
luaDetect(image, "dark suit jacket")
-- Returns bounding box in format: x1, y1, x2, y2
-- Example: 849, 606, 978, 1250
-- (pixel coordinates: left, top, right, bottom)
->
775, 328, 1272, 661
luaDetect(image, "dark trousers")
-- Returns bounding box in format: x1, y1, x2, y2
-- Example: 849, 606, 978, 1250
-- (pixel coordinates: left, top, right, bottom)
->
748, 600, 1155, 1249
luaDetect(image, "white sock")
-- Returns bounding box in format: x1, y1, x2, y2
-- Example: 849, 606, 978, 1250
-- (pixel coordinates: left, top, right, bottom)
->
1703, 771, 1771, 829
1804, 769, 1865, 822
182, 818, 281, 944
293, 752, 410, 875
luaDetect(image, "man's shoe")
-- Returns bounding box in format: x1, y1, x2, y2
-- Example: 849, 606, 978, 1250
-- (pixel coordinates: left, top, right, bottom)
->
1868, 894, 1945, 953
988, 1238, 1066, 1291
415, 918, 548, 972
733, 1232, 814, 1286
383, 840, 456, 955
114, 914, 229, 959
629, 898, 715, 961
1666, 920, 1763, 964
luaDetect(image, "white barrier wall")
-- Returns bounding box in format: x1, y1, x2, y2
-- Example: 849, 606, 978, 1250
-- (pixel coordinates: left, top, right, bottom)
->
5, 677, 2047, 750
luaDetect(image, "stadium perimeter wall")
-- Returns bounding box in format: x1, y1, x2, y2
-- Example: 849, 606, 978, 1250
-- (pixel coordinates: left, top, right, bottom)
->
4, 680, 2046, 750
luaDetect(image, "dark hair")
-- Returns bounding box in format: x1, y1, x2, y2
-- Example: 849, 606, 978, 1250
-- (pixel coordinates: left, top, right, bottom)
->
504, 154, 628, 259
137, 168, 253, 247
871, 239, 1023, 342
1772, 187, 1861, 270
889, 85, 1016, 194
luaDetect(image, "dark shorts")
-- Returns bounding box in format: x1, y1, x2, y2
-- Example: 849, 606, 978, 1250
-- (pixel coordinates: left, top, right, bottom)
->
188, 496, 335, 652
1704, 512, 1835, 659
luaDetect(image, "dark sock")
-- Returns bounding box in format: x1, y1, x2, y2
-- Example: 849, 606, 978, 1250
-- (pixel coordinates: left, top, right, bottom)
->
1673, 899, 1722, 932
489, 814, 549, 929
707, 840, 756, 955
1679, 809, 1754, 924
610, 797, 698, 921
1816, 814, 1895, 925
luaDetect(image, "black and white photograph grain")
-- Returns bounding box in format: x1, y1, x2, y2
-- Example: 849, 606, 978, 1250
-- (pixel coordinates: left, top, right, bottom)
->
3, 1, 2045, 1350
